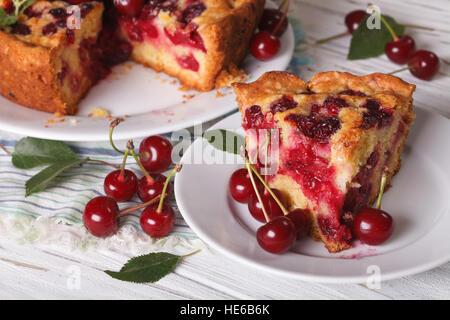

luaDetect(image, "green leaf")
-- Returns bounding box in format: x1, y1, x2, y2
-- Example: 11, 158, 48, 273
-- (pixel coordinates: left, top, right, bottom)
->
18, 0, 35, 14
348, 15, 405, 60
203, 129, 245, 155
105, 253, 180, 283
25, 157, 87, 196
12, 137, 78, 169
0, 7, 18, 26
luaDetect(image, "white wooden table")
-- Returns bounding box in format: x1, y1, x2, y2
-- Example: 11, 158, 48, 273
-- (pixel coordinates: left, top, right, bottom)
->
1, 0, 449, 299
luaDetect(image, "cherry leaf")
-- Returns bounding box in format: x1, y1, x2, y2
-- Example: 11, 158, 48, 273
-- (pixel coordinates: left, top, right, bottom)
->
25, 158, 87, 197
203, 129, 245, 155
348, 15, 405, 60
12, 137, 78, 169
0, 7, 18, 26
105, 252, 180, 283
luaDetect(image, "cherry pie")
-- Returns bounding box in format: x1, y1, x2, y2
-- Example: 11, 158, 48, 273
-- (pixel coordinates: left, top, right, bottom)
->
0, 0, 264, 114
232, 71, 415, 252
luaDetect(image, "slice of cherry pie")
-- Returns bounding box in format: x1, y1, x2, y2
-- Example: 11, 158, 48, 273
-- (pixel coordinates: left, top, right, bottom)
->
232, 71, 415, 252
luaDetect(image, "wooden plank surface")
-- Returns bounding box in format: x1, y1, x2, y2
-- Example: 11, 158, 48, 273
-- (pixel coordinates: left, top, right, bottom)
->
0, 0, 449, 299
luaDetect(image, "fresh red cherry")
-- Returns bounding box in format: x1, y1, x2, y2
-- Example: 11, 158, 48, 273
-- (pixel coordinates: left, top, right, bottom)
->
140, 204, 175, 238
83, 196, 119, 237
229, 168, 263, 203
113, 0, 144, 17
248, 188, 284, 222
258, 8, 288, 37
139, 136, 173, 173
104, 169, 138, 202
353, 208, 394, 245
256, 216, 296, 254
250, 31, 281, 61
287, 208, 311, 238
408, 50, 440, 80
137, 174, 172, 203
345, 10, 368, 33
385, 35, 416, 64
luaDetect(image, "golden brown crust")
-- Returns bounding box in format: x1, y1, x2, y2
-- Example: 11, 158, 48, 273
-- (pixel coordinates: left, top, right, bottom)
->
0, 1, 104, 115
0, 30, 69, 114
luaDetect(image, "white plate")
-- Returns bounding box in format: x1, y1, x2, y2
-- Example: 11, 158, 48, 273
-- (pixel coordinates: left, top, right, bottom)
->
175, 108, 450, 283
0, 6, 294, 142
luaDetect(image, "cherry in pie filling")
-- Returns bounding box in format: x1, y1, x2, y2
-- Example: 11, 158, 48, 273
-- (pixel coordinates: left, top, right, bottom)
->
233, 71, 415, 253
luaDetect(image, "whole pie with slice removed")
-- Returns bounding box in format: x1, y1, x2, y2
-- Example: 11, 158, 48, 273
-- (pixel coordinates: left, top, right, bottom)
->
232, 71, 415, 252
0, 0, 264, 115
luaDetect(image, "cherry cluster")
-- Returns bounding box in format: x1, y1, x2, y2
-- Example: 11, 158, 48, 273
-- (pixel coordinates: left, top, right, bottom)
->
229, 159, 394, 254
319, 9, 440, 80
249, 0, 290, 61
229, 161, 311, 254
83, 120, 179, 239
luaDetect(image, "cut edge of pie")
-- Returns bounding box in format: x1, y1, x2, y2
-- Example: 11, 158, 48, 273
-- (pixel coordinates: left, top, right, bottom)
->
232, 71, 415, 253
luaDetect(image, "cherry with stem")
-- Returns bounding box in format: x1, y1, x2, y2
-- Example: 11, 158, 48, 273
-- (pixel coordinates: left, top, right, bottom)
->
140, 163, 182, 238
104, 144, 138, 202
353, 167, 394, 245
83, 195, 161, 238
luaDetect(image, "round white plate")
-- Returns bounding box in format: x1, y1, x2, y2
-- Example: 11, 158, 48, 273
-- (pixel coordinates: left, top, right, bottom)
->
0, 7, 294, 142
175, 108, 450, 283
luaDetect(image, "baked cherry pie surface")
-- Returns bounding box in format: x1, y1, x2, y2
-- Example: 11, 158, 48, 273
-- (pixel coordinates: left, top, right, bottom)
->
232, 71, 415, 252
0, 0, 264, 114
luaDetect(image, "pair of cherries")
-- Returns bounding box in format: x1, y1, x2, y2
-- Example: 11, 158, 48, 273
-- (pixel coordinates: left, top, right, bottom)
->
229, 167, 311, 254
83, 134, 176, 239
250, 3, 289, 61
321, 10, 440, 80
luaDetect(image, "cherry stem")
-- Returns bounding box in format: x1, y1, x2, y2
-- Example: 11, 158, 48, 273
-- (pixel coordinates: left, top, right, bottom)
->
0, 143, 12, 155
248, 161, 289, 215
315, 31, 349, 44
120, 148, 130, 180
86, 158, 120, 170
157, 163, 182, 213
388, 65, 415, 75
375, 167, 389, 210
109, 119, 145, 157
377, 11, 398, 41
245, 158, 270, 223
118, 195, 161, 217
180, 249, 201, 258
129, 142, 154, 184
109, 119, 126, 155
404, 24, 434, 31
272, 0, 289, 36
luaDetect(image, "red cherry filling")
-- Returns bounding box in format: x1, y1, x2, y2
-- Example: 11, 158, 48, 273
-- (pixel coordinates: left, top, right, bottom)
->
338, 90, 366, 97
83, 196, 119, 237
164, 25, 206, 52
104, 169, 138, 202
179, 2, 206, 24
10, 23, 31, 35
176, 53, 199, 71
353, 208, 394, 245
248, 189, 284, 223
140, 203, 175, 238
286, 113, 341, 143
256, 216, 296, 254
270, 95, 298, 114
243, 105, 268, 130
360, 99, 392, 129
